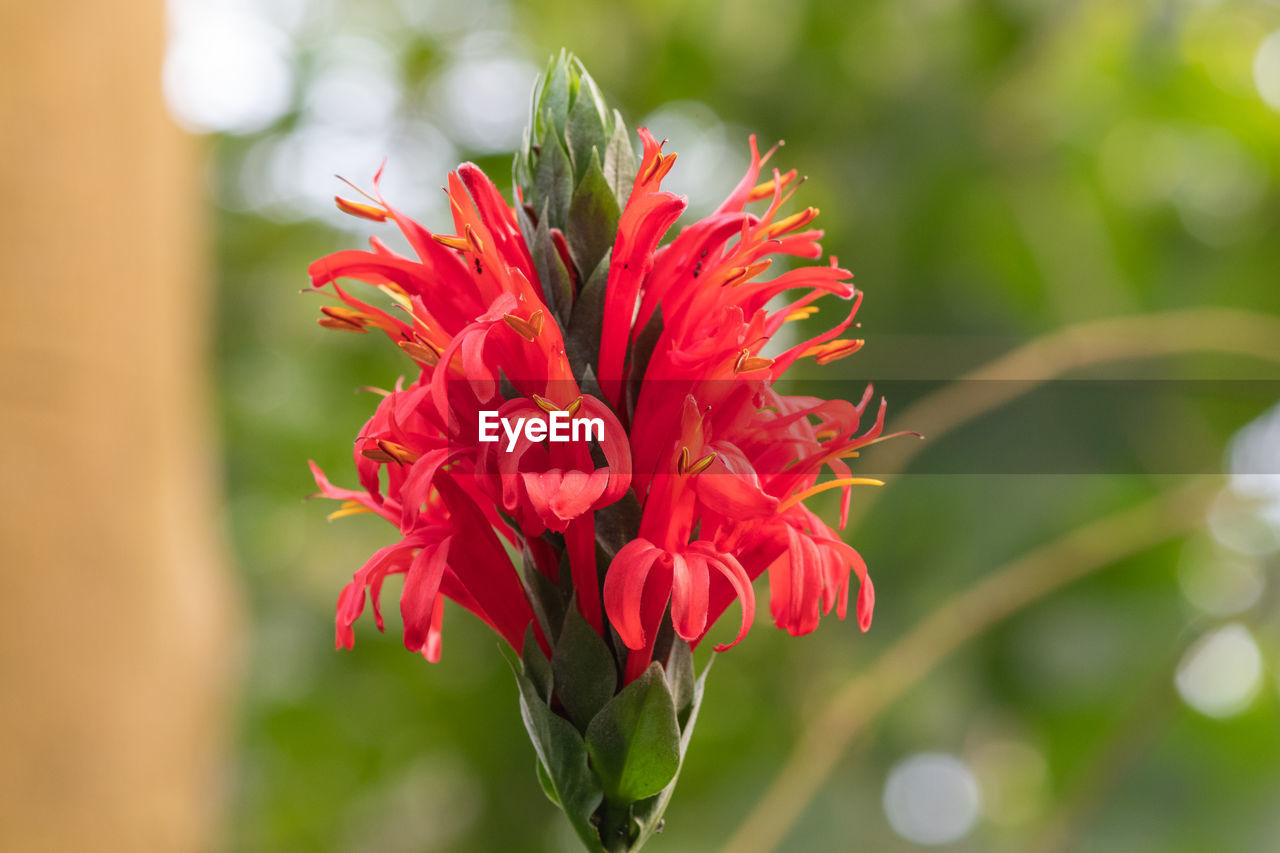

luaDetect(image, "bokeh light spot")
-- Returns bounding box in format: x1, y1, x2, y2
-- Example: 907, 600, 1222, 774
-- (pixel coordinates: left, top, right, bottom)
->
1253, 29, 1280, 112
883, 753, 981, 846
1175, 623, 1263, 718
164, 0, 294, 134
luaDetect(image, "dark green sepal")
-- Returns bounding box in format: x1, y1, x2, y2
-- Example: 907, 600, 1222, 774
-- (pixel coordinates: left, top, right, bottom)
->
566, 148, 622, 280
518, 200, 575, 328
566, 254, 610, 380
603, 109, 638, 204
593, 489, 642, 559
521, 623, 553, 702
532, 124, 574, 233
624, 305, 663, 424
564, 73, 609, 182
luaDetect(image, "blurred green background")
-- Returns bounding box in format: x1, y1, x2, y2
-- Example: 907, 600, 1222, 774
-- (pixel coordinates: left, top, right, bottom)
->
167, 0, 1280, 849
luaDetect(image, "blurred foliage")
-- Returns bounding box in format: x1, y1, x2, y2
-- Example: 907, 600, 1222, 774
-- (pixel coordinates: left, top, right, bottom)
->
209, 0, 1280, 850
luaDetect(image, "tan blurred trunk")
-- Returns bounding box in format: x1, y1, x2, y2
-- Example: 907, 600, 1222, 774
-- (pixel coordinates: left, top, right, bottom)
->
0, 1, 239, 851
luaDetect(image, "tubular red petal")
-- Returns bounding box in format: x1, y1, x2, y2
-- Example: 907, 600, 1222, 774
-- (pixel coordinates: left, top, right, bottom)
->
401, 538, 450, 653
670, 552, 709, 642
602, 539, 664, 650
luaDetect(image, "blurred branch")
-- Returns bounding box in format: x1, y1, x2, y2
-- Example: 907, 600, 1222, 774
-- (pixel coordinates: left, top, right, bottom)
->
719, 477, 1217, 853
1031, 650, 1181, 853
863, 307, 1280, 489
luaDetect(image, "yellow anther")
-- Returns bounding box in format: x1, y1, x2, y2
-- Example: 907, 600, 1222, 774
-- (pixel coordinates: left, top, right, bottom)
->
464, 223, 486, 255
722, 259, 772, 288
397, 339, 440, 367
686, 451, 717, 476
528, 309, 544, 336
377, 284, 412, 311
334, 196, 388, 222
768, 206, 819, 237
566, 397, 583, 416
734, 350, 774, 374
502, 313, 539, 341
431, 232, 470, 252
532, 393, 558, 413
318, 305, 369, 333
802, 338, 864, 365
639, 150, 677, 185
380, 440, 421, 465
745, 169, 797, 202
677, 446, 692, 475
327, 500, 374, 521
785, 306, 819, 322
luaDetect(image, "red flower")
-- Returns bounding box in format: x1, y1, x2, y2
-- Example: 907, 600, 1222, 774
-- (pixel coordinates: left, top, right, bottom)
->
307, 128, 898, 675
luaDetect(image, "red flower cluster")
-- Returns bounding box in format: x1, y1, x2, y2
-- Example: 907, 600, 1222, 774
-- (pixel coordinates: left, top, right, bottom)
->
310, 130, 891, 680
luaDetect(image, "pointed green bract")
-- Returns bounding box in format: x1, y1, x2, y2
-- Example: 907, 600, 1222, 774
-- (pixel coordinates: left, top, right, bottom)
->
554, 597, 620, 731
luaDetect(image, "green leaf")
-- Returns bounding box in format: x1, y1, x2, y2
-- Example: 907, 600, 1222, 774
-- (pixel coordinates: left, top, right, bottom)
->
553, 597, 619, 731
501, 645, 606, 851
585, 662, 681, 804
624, 305, 663, 424
567, 149, 622, 280
566, 254, 610, 379
603, 109, 637, 205
519, 201, 575, 328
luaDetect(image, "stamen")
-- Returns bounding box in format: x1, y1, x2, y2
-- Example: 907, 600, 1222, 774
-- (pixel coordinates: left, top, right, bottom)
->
532, 393, 557, 413
677, 446, 692, 475
566, 396, 583, 416
777, 477, 884, 512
